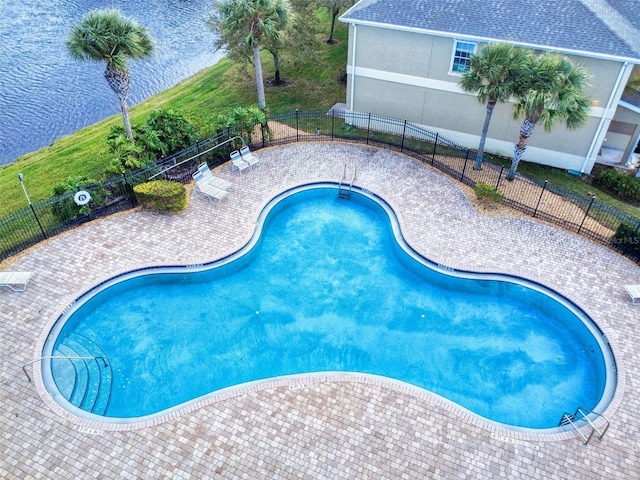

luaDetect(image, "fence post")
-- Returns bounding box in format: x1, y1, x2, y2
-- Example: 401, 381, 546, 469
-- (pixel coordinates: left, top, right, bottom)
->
295, 109, 300, 142
123, 172, 137, 207
331, 109, 335, 141
401, 120, 407, 152
261, 122, 266, 148
496, 165, 504, 189
533, 180, 548, 218
461, 149, 470, 182
30, 204, 46, 240
578, 196, 596, 234
431, 133, 439, 165
366, 113, 371, 145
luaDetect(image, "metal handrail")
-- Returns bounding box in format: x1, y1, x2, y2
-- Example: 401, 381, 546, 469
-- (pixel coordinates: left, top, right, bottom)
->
559, 413, 594, 446
22, 355, 108, 383
577, 408, 610, 441
148, 135, 246, 180
338, 164, 357, 197
338, 164, 347, 190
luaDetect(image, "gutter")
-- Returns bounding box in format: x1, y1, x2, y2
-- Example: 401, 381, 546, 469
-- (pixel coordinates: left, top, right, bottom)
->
349, 23, 358, 112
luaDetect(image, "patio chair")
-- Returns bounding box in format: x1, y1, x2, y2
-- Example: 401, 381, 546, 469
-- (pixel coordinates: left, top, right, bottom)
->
0, 271, 33, 292
240, 146, 260, 168
192, 171, 229, 204
230, 150, 250, 173
196, 163, 233, 190
624, 285, 640, 304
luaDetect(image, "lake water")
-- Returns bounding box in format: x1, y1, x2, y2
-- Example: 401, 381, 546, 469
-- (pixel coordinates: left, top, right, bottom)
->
0, 0, 223, 165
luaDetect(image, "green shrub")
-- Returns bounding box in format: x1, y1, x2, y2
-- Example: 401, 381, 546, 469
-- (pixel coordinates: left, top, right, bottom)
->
224, 106, 268, 144
105, 109, 200, 177
105, 131, 152, 176
611, 222, 640, 257
133, 180, 187, 213
474, 182, 504, 204
141, 109, 201, 157
594, 168, 640, 203
51, 176, 109, 221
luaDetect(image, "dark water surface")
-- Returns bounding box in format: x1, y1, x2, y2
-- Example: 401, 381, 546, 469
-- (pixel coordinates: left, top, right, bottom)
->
0, 0, 222, 165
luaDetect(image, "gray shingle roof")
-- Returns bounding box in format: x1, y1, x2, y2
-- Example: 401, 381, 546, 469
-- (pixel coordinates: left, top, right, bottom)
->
340, 0, 640, 62
608, 0, 640, 32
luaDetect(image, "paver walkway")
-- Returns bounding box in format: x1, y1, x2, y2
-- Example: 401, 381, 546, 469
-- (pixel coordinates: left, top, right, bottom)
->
1, 143, 639, 478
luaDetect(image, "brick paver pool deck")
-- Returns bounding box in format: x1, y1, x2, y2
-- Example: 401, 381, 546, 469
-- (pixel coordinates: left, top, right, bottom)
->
1, 143, 639, 478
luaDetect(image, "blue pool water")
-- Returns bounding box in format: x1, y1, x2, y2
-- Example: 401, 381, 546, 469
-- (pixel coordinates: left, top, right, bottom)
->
42, 185, 615, 429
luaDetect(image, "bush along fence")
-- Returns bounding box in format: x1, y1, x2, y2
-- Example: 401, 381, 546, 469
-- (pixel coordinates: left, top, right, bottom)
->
2, 109, 640, 263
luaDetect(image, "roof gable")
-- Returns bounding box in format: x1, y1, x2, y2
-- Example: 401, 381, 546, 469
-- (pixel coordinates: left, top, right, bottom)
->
340, 0, 640, 62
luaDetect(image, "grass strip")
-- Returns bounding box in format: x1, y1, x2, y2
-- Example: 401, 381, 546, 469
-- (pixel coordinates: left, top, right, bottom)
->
0, 15, 348, 217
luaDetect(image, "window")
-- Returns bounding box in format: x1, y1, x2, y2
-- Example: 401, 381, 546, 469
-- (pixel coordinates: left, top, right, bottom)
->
450, 41, 476, 73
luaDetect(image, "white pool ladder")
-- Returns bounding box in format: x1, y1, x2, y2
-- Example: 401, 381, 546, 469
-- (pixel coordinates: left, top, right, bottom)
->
558, 407, 610, 446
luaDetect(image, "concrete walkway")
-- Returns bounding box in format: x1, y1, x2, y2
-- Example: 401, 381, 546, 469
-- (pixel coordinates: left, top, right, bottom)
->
1, 143, 639, 478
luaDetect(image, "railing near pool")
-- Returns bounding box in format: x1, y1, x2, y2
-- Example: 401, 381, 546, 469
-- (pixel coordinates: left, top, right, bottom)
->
2, 109, 640, 263
147, 135, 247, 181
559, 407, 610, 446
22, 355, 108, 383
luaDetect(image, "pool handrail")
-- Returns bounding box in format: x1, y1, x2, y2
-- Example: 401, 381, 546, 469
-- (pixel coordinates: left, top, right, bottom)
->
148, 135, 246, 181
558, 407, 610, 446
23, 355, 108, 383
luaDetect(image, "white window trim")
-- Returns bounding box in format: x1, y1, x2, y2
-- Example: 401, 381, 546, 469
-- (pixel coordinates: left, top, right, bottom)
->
448, 40, 477, 75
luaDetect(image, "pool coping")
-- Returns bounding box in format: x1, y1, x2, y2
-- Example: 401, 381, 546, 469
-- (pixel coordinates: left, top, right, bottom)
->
31, 182, 621, 441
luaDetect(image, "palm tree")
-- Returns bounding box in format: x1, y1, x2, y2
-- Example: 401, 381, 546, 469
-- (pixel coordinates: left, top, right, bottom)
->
214, 0, 289, 110
67, 9, 153, 141
460, 44, 531, 170
508, 53, 591, 180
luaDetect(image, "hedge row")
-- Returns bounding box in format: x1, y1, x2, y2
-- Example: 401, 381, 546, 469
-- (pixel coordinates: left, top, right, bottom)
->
593, 168, 640, 204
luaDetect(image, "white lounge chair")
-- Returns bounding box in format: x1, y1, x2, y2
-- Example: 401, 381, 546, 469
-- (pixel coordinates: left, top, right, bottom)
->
0, 272, 33, 292
230, 150, 250, 173
624, 285, 640, 304
196, 163, 233, 190
240, 146, 260, 168
192, 171, 229, 204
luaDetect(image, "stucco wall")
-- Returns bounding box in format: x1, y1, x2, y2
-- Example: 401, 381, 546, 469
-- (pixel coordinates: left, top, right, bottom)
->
345, 24, 631, 172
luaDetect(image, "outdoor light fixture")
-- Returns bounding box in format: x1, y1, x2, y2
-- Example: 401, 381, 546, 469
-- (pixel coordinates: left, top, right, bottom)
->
18, 173, 32, 205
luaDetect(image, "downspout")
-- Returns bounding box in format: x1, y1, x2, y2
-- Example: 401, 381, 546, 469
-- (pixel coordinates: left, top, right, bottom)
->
349, 23, 357, 112
582, 61, 629, 172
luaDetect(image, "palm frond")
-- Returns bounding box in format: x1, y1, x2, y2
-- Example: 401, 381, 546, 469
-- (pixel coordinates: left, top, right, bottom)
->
66, 9, 153, 72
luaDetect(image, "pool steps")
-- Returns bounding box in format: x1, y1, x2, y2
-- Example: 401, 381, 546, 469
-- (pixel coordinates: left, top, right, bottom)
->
52, 334, 112, 415
53, 344, 88, 407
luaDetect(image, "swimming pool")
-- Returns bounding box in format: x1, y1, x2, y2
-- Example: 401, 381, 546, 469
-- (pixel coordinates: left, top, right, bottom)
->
41, 184, 616, 429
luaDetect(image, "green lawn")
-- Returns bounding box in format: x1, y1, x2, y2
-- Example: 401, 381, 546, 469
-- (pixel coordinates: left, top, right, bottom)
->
1, 13, 639, 224
0, 15, 348, 218
514, 161, 640, 218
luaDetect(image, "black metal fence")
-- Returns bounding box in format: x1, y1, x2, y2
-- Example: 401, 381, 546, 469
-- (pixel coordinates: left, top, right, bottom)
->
2, 110, 639, 262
